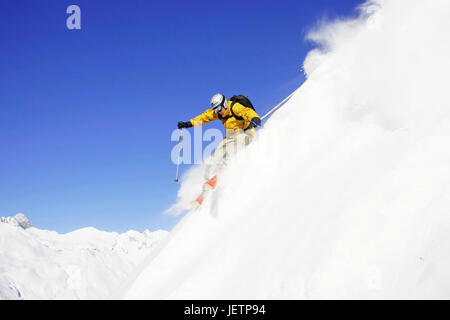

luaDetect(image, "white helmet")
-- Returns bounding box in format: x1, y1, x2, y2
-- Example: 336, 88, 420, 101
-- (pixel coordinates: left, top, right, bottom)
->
210, 93, 227, 113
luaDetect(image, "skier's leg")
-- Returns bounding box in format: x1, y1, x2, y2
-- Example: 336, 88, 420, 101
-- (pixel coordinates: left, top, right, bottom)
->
203, 138, 235, 190
223, 133, 251, 162
204, 138, 227, 180
235, 133, 251, 153
193, 135, 251, 206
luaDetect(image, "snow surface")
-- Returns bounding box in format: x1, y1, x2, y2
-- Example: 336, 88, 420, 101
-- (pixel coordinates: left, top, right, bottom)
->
124, 0, 450, 299
0, 213, 168, 299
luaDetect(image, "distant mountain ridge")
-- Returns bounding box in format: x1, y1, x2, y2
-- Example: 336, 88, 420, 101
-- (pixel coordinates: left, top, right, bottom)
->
0, 213, 168, 299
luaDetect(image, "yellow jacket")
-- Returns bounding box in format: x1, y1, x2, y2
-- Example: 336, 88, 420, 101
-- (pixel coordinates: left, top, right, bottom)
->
189, 101, 260, 137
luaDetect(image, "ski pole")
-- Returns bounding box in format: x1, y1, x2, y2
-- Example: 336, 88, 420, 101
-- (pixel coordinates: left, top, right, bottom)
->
261, 91, 296, 121
174, 129, 183, 183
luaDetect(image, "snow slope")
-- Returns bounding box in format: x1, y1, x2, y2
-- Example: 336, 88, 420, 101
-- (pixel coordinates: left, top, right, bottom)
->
0, 214, 168, 299
124, 0, 450, 299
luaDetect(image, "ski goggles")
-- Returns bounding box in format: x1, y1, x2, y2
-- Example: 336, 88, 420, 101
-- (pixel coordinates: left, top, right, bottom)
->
213, 105, 224, 113
212, 96, 227, 113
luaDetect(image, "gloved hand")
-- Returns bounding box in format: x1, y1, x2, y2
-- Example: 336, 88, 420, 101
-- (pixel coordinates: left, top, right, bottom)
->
177, 121, 193, 129
248, 117, 261, 129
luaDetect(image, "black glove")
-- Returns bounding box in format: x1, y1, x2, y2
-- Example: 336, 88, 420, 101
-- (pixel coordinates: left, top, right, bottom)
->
248, 117, 261, 129
177, 121, 193, 129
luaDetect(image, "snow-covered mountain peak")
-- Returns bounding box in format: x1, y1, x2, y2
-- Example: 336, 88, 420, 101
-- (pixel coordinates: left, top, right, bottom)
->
0, 213, 33, 230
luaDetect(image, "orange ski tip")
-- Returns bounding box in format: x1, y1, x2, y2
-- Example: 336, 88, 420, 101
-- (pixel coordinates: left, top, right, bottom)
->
192, 194, 204, 206
203, 184, 214, 191
204, 175, 218, 190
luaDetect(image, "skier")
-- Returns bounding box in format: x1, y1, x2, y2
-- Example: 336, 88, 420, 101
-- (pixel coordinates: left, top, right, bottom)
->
177, 93, 261, 205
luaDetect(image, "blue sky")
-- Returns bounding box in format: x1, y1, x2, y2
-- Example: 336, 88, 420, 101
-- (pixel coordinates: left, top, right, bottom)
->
0, 0, 362, 233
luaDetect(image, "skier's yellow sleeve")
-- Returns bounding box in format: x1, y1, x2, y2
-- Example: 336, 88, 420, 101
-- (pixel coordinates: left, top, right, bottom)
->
189, 109, 219, 127
231, 103, 260, 127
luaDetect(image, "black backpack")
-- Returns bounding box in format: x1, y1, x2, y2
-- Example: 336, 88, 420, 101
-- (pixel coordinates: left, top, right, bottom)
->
226, 95, 255, 121
229, 95, 255, 111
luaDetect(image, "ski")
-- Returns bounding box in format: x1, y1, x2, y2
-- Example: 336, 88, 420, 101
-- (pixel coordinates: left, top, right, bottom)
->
191, 175, 218, 206
203, 175, 217, 190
